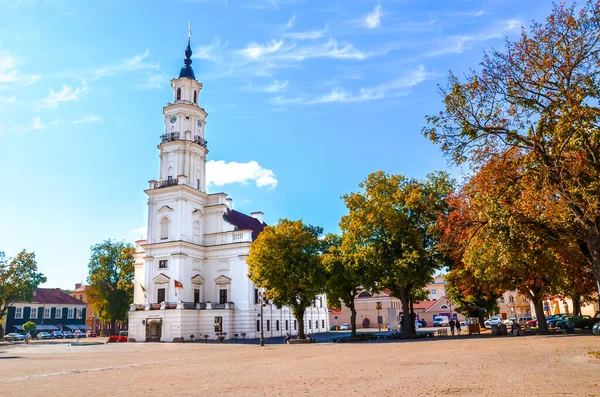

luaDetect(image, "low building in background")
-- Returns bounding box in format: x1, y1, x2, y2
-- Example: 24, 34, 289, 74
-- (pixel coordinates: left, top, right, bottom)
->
2, 288, 87, 335
329, 290, 402, 330
424, 276, 447, 301
69, 284, 127, 336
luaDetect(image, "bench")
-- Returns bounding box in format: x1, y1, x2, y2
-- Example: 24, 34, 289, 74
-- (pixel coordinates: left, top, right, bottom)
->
437, 329, 448, 337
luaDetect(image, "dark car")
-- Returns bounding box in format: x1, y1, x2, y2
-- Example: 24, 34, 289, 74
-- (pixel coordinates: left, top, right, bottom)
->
547, 315, 569, 329
52, 331, 64, 339
63, 331, 74, 339
417, 319, 427, 327
557, 315, 598, 330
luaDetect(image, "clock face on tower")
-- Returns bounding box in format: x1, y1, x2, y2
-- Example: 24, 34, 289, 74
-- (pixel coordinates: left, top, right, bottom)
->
170, 116, 177, 124
197, 120, 202, 128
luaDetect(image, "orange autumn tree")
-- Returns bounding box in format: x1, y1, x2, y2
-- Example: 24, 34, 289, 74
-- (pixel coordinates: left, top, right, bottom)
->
441, 150, 590, 332
424, 1, 600, 298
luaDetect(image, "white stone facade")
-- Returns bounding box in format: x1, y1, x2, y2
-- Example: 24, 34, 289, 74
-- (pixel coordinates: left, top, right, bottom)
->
128, 39, 329, 342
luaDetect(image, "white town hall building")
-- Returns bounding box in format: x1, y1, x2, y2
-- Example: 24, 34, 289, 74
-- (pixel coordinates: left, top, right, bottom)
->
127, 34, 329, 342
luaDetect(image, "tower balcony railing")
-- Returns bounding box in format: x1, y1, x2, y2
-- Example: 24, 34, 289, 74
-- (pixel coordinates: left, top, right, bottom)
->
193, 135, 208, 149
154, 178, 179, 189
161, 132, 180, 143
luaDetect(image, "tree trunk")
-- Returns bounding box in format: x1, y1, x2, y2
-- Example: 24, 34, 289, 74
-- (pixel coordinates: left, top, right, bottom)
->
585, 233, 600, 296
572, 296, 581, 316
292, 306, 306, 339
110, 318, 117, 335
349, 298, 357, 339
477, 311, 486, 328
531, 295, 548, 334
409, 299, 416, 335
399, 288, 413, 337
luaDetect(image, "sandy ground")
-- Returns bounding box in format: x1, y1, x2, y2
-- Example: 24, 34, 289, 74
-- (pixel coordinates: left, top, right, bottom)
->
1, 333, 599, 396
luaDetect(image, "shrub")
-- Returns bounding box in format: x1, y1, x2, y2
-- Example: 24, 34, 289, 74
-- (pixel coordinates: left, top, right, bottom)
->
107, 335, 119, 343
118, 336, 128, 343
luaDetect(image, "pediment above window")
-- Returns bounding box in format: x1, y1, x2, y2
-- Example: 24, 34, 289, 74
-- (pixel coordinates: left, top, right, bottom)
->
153, 273, 171, 284
158, 205, 174, 213
215, 275, 231, 285
192, 208, 204, 217
191, 274, 204, 286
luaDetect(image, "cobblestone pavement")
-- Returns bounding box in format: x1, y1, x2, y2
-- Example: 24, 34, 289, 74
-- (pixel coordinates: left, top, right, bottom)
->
0, 333, 599, 396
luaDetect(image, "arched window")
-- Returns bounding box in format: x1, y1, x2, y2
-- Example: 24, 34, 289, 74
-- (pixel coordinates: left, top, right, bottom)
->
160, 217, 169, 240
176, 87, 181, 100
440, 304, 449, 309
193, 90, 197, 104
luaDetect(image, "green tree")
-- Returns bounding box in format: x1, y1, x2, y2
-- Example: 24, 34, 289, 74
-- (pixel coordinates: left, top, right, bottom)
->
87, 240, 135, 335
342, 171, 453, 336
22, 321, 36, 334
0, 250, 46, 337
424, 1, 600, 299
247, 219, 326, 340
323, 233, 374, 338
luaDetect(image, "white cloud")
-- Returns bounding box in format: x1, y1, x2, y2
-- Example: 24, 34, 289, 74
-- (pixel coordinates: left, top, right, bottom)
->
0, 50, 41, 85
0, 51, 18, 83
207, 160, 278, 188
32, 117, 44, 130
249, 79, 289, 93
283, 25, 327, 40
140, 73, 170, 89
194, 35, 228, 63
43, 81, 88, 108
270, 65, 429, 105
127, 226, 147, 241
94, 49, 159, 79
285, 13, 296, 28
72, 114, 102, 124
362, 4, 382, 29
248, 0, 299, 11
429, 18, 523, 56
239, 40, 287, 60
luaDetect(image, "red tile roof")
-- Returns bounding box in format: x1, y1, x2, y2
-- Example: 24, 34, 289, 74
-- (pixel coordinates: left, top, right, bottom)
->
413, 300, 437, 310
31, 288, 86, 305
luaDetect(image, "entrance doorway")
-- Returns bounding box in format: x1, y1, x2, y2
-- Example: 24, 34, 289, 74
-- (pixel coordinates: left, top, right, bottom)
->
145, 320, 162, 342
362, 317, 371, 328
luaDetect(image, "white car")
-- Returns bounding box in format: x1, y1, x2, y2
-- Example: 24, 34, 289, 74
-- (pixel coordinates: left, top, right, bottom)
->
433, 316, 449, 327
484, 317, 503, 327
339, 323, 350, 330
503, 318, 517, 326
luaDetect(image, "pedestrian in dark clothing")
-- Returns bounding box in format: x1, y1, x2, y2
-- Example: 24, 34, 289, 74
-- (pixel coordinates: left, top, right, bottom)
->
456, 320, 461, 335
449, 319, 456, 336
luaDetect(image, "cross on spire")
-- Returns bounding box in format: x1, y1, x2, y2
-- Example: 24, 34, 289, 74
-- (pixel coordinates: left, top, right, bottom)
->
188, 22, 191, 41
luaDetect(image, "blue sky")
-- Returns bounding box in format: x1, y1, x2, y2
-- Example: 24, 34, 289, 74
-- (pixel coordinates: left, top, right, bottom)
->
0, 0, 553, 289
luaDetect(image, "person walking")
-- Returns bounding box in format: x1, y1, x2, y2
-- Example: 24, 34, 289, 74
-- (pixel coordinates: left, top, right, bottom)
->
456, 320, 461, 335
449, 319, 456, 336
25, 332, 31, 344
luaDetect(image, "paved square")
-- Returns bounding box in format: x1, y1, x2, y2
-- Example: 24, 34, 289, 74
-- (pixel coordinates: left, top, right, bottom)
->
0, 334, 599, 396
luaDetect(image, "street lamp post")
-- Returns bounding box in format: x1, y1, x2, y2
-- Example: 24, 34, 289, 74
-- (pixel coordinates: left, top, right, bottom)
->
376, 301, 382, 331
259, 291, 265, 347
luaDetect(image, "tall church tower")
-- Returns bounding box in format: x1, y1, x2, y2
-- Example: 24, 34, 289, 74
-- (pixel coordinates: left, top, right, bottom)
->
159, 27, 208, 192
145, 29, 209, 247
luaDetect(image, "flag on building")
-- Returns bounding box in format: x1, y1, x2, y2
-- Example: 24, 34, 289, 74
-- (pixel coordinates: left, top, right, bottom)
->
174, 279, 184, 288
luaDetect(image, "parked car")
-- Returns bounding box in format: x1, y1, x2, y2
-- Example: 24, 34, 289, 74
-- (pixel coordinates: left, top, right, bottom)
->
517, 317, 533, 324
119, 330, 128, 337
339, 323, 350, 330
37, 332, 52, 340
63, 331, 74, 339
433, 316, 449, 327
86, 331, 97, 337
52, 331, 64, 339
547, 315, 572, 329
525, 319, 538, 327
417, 319, 427, 327
593, 322, 600, 335
484, 317, 503, 327
73, 330, 86, 338
3, 333, 26, 342
556, 315, 597, 330
503, 318, 517, 325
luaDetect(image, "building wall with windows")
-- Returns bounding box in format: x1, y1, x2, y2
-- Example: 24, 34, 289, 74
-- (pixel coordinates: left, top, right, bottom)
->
2, 288, 86, 335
